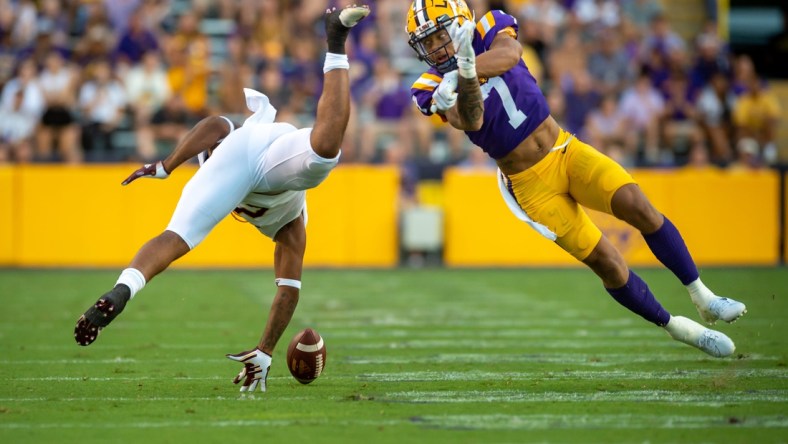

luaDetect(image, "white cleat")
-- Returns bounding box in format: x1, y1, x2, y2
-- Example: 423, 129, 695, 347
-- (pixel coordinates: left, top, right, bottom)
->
665, 315, 736, 358
338, 5, 371, 28
694, 295, 747, 325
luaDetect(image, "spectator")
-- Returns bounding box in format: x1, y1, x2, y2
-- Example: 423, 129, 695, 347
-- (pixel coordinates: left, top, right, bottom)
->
37, 51, 81, 163
562, 69, 600, 137
573, 0, 621, 31
125, 50, 171, 161
148, 95, 191, 156
732, 75, 781, 165
685, 144, 712, 170
660, 73, 703, 166
73, 23, 115, 68
217, 36, 256, 116
688, 31, 729, 98
519, 16, 549, 77
731, 54, 756, 96
115, 8, 161, 67
36, 0, 70, 46
0, 58, 43, 163
547, 30, 587, 88
696, 71, 735, 165
728, 138, 763, 171
164, 12, 211, 117
9, 0, 37, 48
78, 59, 127, 161
358, 58, 414, 163
587, 30, 634, 97
249, 0, 285, 61
0, 88, 34, 163
281, 38, 320, 116
518, 0, 566, 46
641, 13, 686, 64
255, 62, 287, 111
619, 69, 664, 165
586, 94, 634, 166
104, 0, 142, 36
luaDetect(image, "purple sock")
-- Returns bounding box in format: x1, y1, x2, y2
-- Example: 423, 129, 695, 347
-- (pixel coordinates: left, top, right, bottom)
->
643, 216, 699, 285
606, 270, 671, 326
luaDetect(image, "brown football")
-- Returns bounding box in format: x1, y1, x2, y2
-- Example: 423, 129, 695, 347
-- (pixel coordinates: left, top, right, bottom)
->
286, 328, 326, 384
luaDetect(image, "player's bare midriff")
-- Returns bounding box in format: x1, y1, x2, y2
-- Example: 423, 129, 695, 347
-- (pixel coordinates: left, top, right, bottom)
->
495, 115, 561, 176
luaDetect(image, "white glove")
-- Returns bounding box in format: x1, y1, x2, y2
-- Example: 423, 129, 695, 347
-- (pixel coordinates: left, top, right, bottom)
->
121, 161, 169, 186
450, 20, 476, 78
227, 348, 272, 392
430, 70, 459, 114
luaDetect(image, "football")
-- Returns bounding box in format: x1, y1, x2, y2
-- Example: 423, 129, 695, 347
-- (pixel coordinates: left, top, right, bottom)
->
286, 328, 326, 384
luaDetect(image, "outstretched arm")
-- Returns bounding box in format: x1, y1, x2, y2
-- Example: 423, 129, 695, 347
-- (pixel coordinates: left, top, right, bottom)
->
256, 215, 307, 355
121, 116, 234, 185
161, 116, 234, 173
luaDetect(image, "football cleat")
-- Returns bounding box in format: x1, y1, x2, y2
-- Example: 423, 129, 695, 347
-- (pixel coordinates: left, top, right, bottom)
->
324, 5, 370, 53
328, 4, 370, 29
74, 285, 131, 346
665, 315, 735, 358
693, 295, 747, 325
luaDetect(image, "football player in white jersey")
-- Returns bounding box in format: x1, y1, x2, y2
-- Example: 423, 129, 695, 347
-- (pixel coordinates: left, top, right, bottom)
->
74, 5, 371, 393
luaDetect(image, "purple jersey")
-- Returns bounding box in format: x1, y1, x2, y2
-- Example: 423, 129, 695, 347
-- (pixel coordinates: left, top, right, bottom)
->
411, 10, 550, 159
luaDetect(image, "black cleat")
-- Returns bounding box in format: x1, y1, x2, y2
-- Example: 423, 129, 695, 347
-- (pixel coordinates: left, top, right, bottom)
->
325, 5, 370, 53
74, 285, 131, 346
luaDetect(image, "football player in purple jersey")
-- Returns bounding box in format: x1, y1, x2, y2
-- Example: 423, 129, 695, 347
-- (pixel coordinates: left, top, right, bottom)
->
407, 0, 745, 357
73, 5, 371, 393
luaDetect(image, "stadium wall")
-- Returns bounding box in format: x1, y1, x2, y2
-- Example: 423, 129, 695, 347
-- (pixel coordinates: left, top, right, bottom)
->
0, 165, 400, 268
444, 168, 781, 267
0, 166, 781, 268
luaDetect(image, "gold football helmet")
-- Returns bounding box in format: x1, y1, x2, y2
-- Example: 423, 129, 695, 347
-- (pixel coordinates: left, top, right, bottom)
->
406, 0, 473, 73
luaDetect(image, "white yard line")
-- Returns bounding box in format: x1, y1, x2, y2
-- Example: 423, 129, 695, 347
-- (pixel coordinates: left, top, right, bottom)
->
382, 389, 788, 404
0, 414, 786, 430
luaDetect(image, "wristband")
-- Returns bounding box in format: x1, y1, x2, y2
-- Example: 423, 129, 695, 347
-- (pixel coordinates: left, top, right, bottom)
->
155, 161, 170, 178
323, 52, 349, 73
456, 57, 476, 79
275, 278, 302, 289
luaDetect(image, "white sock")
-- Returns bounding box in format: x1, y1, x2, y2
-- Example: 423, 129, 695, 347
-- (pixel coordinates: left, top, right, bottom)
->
323, 52, 349, 73
686, 278, 714, 305
664, 315, 702, 343
116, 268, 146, 299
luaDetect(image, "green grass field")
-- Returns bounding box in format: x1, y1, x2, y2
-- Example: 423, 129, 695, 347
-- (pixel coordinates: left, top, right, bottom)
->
0, 268, 786, 443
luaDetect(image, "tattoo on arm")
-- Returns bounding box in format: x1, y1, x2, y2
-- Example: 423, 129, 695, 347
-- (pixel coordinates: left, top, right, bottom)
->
457, 76, 484, 127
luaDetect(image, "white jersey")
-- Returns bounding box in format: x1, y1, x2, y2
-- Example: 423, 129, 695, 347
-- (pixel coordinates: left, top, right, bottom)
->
166, 89, 340, 248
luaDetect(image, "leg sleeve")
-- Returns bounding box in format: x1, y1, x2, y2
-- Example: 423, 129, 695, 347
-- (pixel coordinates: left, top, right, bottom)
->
166, 128, 255, 249
255, 128, 340, 192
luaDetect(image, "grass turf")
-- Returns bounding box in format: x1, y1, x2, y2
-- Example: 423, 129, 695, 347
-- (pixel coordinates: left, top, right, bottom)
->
0, 267, 786, 443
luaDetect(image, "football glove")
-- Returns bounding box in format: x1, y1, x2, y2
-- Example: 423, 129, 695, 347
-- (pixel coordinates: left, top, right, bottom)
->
450, 20, 476, 78
121, 161, 169, 186
430, 70, 459, 114
227, 348, 272, 393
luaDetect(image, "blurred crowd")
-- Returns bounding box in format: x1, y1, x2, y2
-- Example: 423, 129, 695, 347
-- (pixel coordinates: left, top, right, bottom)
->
0, 0, 783, 175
